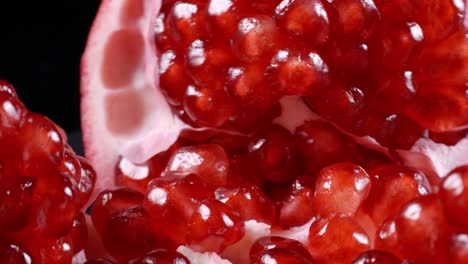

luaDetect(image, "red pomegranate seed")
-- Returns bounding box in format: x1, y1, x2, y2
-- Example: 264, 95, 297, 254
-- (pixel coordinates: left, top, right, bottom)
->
307, 215, 370, 263
206, 0, 247, 36
226, 63, 279, 110
352, 250, 402, 264
429, 129, 468, 146
167, 1, 207, 45
0, 80, 18, 97
187, 199, 245, 253
159, 50, 191, 106
374, 218, 401, 258
294, 121, 357, 174
144, 174, 209, 244
0, 92, 26, 140
68, 212, 88, 254
313, 162, 371, 217
183, 81, 234, 127
440, 166, 468, 232
68, 156, 96, 207
26, 237, 74, 264
228, 154, 264, 186
0, 242, 32, 264
266, 48, 330, 96
325, 41, 370, 72
450, 234, 468, 264
326, 0, 380, 41
248, 124, 300, 183
214, 182, 276, 225
91, 187, 144, 234
395, 195, 453, 263
250, 0, 282, 14
101, 205, 165, 262
275, 0, 330, 46
29, 175, 80, 237
228, 103, 282, 133
165, 144, 230, 186
232, 14, 279, 61
185, 40, 234, 86
0, 176, 35, 232
361, 164, 431, 226
277, 175, 315, 228
250, 236, 314, 263
370, 72, 415, 115
133, 249, 190, 264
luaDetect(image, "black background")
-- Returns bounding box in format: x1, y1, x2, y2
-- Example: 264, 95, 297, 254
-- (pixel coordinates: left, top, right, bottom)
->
0, 1, 101, 134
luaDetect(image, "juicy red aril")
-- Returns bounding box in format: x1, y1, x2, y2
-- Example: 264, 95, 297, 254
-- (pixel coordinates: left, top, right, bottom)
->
294, 121, 357, 174
143, 174, 209, 244
450, 234, 468, 264
274, 0, 330, 46
267, 48, 330, 96
307, 215, 370, 263
352, 250, 401, 264
91, 187, 144, 234
374, 218, 401, 258
26, 237, 74, 264
395, 195, 453, 263
0, 93, 26, 140
250, 236, 314, 263
214, 182, 276, 225
167, 1, 207, 45
0, 242, 32, 264
69, 212, 87, 254
277, 174, 315, 228
28, 175, 80, 237
440, 166, 468, 232
159, 50, 191, 106
0, 80, 18, 97
100, 205, 165, 262
133, 249, 190, 264
232, 14, 279, 61
61, 153, 96, 207
0, 176, 35, 232
361, 164, 431, 226
313, 162, 371, 217
165, 144, 229, 186
186, 199, 244, 253
183, 82, 234, 127
248, 124, 300, 183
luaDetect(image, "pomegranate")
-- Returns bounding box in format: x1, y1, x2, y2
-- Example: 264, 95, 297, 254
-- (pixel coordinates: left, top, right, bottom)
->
0, 81, 95, 263
78, 0, 467, 262
0, 0, 467, 263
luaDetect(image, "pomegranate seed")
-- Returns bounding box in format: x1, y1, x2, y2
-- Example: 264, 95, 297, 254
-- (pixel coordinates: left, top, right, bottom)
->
266, 48, 330, 96
167, 1, 207, 45
101, 205, 166, 262
250, 0, 282, 14
440, 166, 468, 232
154, 5, 174, 51
307, 215, 370, 263
232, 14, 279, 61
394, 195, 453, 263
91, 187, 144, 234
450, 234, 468, 264
68, 212, 88, 254
183, 82, 234, 127
313, 162, 371, 217
361, 164, 431, 226
228, 103, 282, 133
294, 121, 357, 174
277, 175, 315, 228
26, 237, 74, 264
248, 124, 300, 183
0, 242, 32, 264
326, 0, 380, 41
64, 155, 96, 207
133, 249, 190, 264
187, 199, 245, 253
0, 80, 18, 97
0, 176, 35, 232
352, 250, 402, 264
250, 236, 314, 263
215, 182, 276, 225
374, 218, 401, 258
165, 144, 230, 186
325, 41, 370, 72
144, 174, 209, 244
159, 50, 191, 106
275, 0, 330, 46
0, 93, 26, 140
206, 0, 247, 36
29, 175, 80, 237
185, 40, 234, 86
429, 129, 468, 146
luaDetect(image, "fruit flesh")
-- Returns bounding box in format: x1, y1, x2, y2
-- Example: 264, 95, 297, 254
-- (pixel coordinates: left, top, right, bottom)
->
79, 0, 468, 263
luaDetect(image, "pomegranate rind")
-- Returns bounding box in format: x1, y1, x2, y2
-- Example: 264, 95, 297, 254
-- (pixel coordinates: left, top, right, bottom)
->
80, 0, 188, 202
